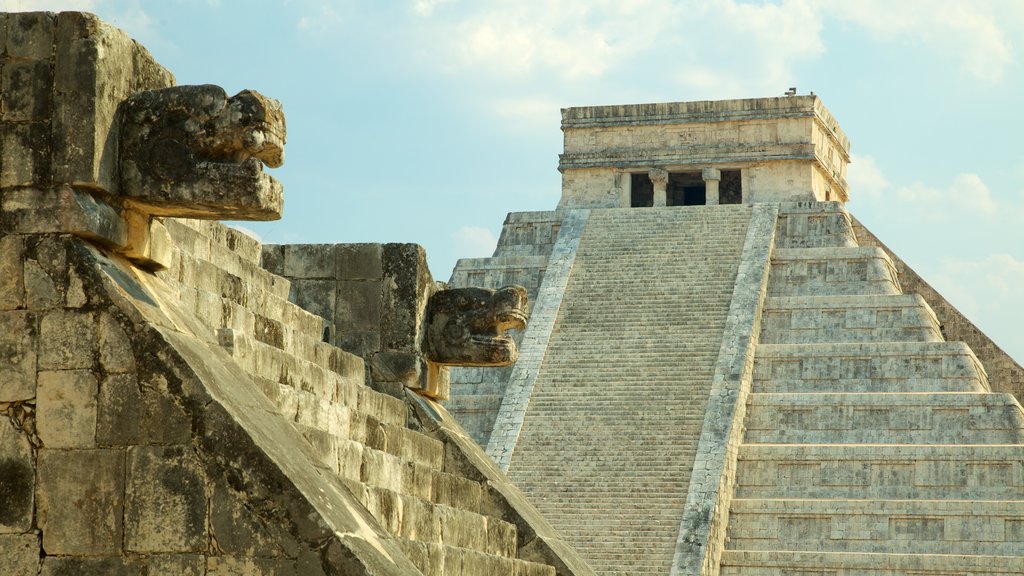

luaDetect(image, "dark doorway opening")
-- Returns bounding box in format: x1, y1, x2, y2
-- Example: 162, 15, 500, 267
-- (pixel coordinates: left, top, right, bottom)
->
668, 172, 706, 206
630, 173, 653, 207
721, 170, 742, 204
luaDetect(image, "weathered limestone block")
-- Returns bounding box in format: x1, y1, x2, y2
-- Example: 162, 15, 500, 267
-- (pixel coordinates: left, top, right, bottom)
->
40, 557, 146, 576
210, 478, 299, 558
37, 448, 125, 555
0, 418, 34, 532
423, 286, 528, 366
96, 373, 191, 446
148, 555, 206, 576
125, 444, 207, 553
38, 308, 95, 369
205, 556, 296, 575
0, 533, 39, 575
2, 59, 53, 122
5, 11, 54, 60
381, 244, 433, 352
98, 310, 136, 373
0, 122, 50, 188
51, 12, 174, 190
122, 210, 173, 270
119, 84, 285, 220
0, 235, 26, 310
2, 187, 126, 247
37, 369, 98, 448
0, 311, 37, 400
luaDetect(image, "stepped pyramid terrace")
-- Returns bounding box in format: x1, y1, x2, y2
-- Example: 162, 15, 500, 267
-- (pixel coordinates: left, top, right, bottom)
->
2, 10, 1024, 576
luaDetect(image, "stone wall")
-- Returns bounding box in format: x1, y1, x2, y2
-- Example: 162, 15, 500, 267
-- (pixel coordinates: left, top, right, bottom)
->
262, 242, 448, 399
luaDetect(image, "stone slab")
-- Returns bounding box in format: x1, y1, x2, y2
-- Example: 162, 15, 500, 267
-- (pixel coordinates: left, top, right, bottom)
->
37, 448, 124, 555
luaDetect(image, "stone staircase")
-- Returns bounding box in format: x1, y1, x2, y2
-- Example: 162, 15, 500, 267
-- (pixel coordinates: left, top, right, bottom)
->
446, 210, 566, 447
721, 202, 1024, 575
505, 206, 754, 576
157, 219, 556, 576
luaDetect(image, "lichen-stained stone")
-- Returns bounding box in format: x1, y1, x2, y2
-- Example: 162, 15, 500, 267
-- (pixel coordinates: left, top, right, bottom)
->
283, 244, 335, 279
37, 369, 98, 449
335, 280, 382, 331
24, 260, 60, 309
52, 12, 133, 191
96, 372, 194, 446
210, 478, 299, 558
147, 554, 205, 576
40, 556, 143, 576
206, 556, 298, 575
1, 60, 53, 122
98, 311, 136, 373
0, 235, 26, 310
337, 243, 383, 280
3, 188, 126, 247
0, 122, 50, 188
290, 279, 335, 322
381, 243, 433, 351
0, 311, 37, 401
37, 448, 124, 555
39, 309, 95, 370
125, 444, 207, 553
5, 11, 55, 60
0, 533, 40, 575
0, 418, 34, 531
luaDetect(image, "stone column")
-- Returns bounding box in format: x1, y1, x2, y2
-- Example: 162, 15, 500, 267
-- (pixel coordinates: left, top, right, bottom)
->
649, 168, 669, 207
703, 167, 722, 206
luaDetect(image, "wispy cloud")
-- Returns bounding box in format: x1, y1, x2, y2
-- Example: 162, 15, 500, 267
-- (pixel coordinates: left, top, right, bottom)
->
1, 0, 96, 10
452, 226, 497, 258
818, 0, 1016, 83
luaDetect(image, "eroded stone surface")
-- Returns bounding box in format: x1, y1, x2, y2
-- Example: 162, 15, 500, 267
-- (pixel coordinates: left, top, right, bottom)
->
119, 85, 285, 220
37, 448, 124, 555
423, 286, 528, 367
125, 444, 207, 553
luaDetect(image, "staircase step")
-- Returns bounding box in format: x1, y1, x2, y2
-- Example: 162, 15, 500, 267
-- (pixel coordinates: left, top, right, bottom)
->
735, 444, 1024, 500
744, 392, 1024, 444
727, 498, 1024, 556
774, 201, 858, 248
753, 342, 989, 393
720, 548, 1024, 575
769, 247, 901, 296
760, 294, 943, 344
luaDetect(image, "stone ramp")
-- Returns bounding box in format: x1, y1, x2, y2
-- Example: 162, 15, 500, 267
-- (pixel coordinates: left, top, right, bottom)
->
68, 217, 586, 575
502, 206, 753, 575
722, 202, 1024, 575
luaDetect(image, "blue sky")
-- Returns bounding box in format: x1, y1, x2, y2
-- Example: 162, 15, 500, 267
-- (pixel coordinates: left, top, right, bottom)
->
7, 0, 1024, 363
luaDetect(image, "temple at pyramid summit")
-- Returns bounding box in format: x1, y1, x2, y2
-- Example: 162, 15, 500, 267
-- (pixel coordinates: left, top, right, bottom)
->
2, 11, 1024, 576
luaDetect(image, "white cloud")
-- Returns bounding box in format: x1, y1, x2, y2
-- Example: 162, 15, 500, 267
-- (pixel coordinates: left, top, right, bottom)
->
847, 154, 889, 200
418, 0, 825, 99
817, 0, 1016, 83
1, 0, 95, 10
452, 226, 497, 258
297, 3, 346, 38
894, 173, 997, 220
413, 0, 453, 16
930, 254, 1024, 361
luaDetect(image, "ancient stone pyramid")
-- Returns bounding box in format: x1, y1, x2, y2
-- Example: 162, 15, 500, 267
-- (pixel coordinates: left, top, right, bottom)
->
446, 99, 1024, 575
3, 10, 1024, 576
